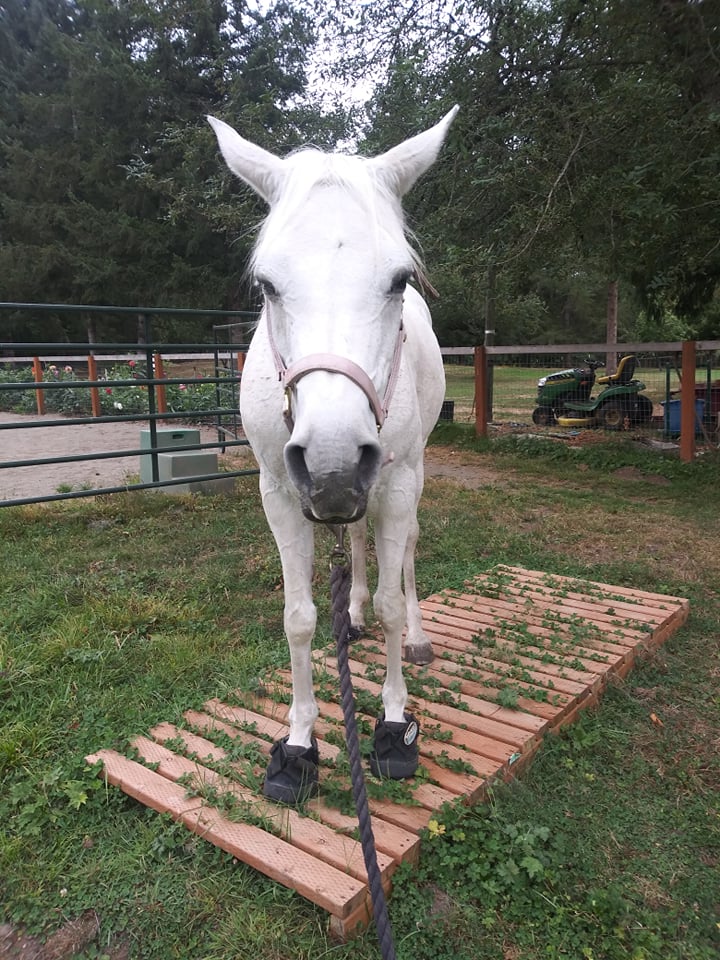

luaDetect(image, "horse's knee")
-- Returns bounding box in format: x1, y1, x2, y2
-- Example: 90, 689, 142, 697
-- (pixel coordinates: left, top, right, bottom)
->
284, 599, 316, 643
373, 587, 405, 635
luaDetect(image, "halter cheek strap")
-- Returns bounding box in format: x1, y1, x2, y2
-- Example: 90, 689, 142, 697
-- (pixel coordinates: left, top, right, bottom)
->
265, 312, 405, 433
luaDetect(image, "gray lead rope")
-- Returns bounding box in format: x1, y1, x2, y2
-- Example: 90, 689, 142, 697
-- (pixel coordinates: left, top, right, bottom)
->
329, 526, 397, 960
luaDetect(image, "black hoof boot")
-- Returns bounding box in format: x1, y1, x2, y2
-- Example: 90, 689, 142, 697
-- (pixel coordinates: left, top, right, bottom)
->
262, 736, 320, 805
369, 713, 420, 780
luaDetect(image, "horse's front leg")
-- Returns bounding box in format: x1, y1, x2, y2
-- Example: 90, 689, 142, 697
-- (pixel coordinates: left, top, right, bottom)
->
402, 513, 434, 666
348, 516, 369, 638
260, 477, 320, 804
369, 489, 420, 780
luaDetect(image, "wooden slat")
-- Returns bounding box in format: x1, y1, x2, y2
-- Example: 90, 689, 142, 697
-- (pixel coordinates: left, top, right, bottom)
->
275, 666, 543, 749
86, 565, 688, 941
132, 735, 395, 887
420, 606, 625, 675
423, 594, 646, 648
340, 642, 573, 722
497, 565, 690, 608
315, 658, 546, 735
170, 711, 422, 863
86, 749, 370, 919
423, 625, 603, 689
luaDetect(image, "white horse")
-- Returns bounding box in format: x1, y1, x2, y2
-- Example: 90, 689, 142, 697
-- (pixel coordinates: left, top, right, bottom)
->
209, 106, 457, 803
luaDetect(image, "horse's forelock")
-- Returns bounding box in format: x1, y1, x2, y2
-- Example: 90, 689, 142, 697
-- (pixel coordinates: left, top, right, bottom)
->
250, 149, 419, 273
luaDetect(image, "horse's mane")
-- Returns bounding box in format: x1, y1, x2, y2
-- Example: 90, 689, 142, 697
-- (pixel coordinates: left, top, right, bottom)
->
249, 148, 423, 276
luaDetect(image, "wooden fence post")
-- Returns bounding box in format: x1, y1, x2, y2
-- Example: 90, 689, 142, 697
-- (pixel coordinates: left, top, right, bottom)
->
32, 356, 45, 414
153, 353, 168, 416
474, 346, 488, 438
87, 355, 101, 418
679, 339, 696, 463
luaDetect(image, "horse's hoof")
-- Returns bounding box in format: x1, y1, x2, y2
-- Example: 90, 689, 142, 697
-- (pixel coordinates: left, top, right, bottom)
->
262, 736, 319, 805
348, 624, 364, 641
404, 641, 434, 666
369, 713, 420, 780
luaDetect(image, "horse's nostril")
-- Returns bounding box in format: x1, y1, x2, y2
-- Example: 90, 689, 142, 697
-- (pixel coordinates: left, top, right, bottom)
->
284, 442, 312, 495
356, 443, 382, 494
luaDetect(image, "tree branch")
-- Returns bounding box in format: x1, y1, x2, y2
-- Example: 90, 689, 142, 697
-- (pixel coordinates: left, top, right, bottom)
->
496, 126, 585, 267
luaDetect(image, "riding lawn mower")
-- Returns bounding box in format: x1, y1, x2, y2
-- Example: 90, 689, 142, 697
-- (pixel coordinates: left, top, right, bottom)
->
532, 355, 654, 430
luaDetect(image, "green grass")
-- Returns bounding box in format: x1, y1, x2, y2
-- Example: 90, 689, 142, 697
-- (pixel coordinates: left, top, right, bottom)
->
1, 439, 719, 959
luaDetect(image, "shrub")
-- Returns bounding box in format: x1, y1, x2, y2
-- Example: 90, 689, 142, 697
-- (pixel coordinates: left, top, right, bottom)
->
0, 361, 234, 418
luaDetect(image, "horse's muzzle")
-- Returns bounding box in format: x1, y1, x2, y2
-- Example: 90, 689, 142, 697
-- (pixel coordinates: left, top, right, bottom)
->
284, 441, 382, 524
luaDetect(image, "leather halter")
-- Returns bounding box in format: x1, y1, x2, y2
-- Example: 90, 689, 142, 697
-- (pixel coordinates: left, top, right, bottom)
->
265, 311, 406, 433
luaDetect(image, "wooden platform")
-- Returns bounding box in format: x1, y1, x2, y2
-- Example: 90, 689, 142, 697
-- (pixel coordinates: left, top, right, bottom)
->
87, 565, 689, 939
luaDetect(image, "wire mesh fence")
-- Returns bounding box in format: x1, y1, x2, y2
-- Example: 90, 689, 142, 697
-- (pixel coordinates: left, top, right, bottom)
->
442, 345, 720, 447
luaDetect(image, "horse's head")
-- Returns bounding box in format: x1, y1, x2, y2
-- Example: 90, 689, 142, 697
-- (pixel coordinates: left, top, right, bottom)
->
209, 108, 457, 523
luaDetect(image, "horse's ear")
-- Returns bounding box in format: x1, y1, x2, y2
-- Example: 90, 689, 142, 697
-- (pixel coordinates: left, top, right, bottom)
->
368, 105, 459, 196
207, 116, 285, 205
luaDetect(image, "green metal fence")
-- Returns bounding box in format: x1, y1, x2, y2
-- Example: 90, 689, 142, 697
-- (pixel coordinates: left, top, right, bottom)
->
0, 303, 260, 507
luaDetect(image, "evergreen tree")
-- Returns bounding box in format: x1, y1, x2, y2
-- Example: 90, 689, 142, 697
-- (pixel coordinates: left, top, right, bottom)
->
0, 0, 337, 341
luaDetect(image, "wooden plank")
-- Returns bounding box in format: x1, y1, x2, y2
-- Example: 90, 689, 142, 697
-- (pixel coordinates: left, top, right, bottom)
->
280, 666, 544, 747
168, 713, 428, 852
316, 657, 546, 735
422, 638, 593, 696
424, 593, 648, 646
422, 625, 603, 689
463, 588, 671, 639
242, 689, 462, 816
305, 797, 421, 866
495, 565, 690, 610
150, 721, 228, 762
421, 606, 630, 672
86, 749, 369, 919
132, 735, 396, 887
413, 657, 571, 722
465, 577, 674, 624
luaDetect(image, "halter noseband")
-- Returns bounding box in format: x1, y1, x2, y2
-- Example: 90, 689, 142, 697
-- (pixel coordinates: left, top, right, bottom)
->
266, 313, 406, 433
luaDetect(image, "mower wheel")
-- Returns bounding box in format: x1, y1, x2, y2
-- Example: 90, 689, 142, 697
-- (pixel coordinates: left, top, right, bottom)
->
599, 400, 627, 431
532, 405, 556, 426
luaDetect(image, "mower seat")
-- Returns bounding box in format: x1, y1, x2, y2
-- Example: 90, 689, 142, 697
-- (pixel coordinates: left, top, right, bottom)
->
596, 355, 636, 385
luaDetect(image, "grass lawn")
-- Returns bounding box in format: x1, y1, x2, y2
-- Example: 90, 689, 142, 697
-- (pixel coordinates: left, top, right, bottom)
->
1, 430, 718, 959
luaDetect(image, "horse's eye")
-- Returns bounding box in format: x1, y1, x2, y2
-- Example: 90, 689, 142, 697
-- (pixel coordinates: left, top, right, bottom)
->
388, 271, 411, 296
257, 277, 279, 299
